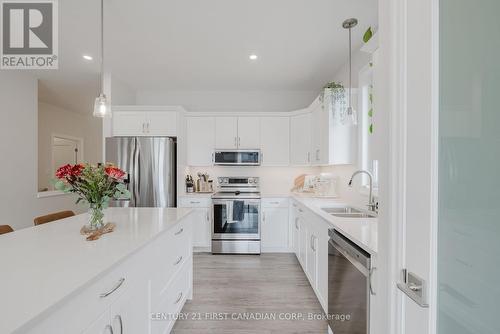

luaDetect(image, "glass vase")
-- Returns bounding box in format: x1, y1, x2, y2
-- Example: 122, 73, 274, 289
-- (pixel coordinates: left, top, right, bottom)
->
88, 204, 105, 230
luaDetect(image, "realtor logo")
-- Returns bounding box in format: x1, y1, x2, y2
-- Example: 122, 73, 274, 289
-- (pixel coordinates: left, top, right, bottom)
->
1, 0, 58, 69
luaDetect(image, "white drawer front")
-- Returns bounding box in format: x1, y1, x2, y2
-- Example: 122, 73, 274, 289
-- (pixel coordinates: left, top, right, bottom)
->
261, 197, 289, 208
178, 197, 212, 208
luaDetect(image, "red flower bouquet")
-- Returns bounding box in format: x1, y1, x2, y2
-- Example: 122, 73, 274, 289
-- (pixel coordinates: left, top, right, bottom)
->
54, 163, 130, 230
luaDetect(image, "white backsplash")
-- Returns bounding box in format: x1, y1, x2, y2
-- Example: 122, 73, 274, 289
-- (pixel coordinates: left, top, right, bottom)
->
186, 166, 321, 195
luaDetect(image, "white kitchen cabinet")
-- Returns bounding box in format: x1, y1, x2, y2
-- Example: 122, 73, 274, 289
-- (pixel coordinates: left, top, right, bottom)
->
178, 196, 212, 251
81, 310, 111, 334
112, 108, 178, 136
309, 97, 356, 166
186, 117, 215, 166
147, 111, 178, 136
306, 227, 319, 288
215, 116, 238, 149
260, 117, 290, 166
237, 117, 260, 149
261, 198, 289, 252
109, 281, 149, 334
290, 112, 312, 165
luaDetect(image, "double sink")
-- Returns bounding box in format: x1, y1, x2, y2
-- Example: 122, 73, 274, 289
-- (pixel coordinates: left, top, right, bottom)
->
322, 206, 377, 219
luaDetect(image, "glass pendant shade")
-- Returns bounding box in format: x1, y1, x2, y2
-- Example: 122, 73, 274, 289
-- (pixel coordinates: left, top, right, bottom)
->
93, 93, 111, 118
346, 106, 358, 126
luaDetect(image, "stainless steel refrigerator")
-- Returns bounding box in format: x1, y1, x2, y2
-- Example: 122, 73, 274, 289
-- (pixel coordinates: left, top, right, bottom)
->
105, 137, 176, 207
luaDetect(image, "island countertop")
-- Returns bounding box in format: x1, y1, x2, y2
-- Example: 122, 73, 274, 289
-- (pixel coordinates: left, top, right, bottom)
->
0, 207, 193, 334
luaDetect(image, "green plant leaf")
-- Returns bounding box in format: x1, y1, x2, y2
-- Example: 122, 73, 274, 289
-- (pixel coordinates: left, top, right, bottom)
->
363, 27, 373, 43
369, 124, 374, 134
368, 108, 373, 117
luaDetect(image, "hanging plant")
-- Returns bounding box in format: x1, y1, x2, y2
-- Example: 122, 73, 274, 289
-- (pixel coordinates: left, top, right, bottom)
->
368, 84, 374, 134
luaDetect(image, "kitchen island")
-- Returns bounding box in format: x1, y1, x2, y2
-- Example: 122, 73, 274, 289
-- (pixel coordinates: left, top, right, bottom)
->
0, 207, 194, 334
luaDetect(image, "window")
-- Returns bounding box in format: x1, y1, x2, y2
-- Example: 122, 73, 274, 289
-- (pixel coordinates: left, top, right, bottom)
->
358, 64, 378, 191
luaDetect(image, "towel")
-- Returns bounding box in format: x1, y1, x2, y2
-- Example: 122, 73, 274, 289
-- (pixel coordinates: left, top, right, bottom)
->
232, 201, 245, 222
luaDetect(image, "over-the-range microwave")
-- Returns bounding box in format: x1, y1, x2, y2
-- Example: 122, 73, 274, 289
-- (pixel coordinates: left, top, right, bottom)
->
213, 150, 261, 166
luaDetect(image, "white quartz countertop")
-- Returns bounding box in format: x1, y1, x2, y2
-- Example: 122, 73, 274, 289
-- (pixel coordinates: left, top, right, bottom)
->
291, 195, 378, 254
0, 207, 193, 334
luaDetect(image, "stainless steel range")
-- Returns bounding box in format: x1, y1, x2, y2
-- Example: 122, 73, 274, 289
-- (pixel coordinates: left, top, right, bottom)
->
212, 177, 261, 254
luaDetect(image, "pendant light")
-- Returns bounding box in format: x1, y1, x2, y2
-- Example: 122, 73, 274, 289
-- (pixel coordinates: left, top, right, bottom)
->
93, 0, 111, 118
342, 18, 358, 125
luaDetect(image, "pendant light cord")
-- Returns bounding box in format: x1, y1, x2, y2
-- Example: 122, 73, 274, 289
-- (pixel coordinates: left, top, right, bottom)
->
99, 0, 104, 94
348, 26, 352, 109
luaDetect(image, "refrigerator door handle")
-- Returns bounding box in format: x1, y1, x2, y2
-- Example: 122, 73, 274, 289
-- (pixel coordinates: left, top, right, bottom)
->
133, 139, 140, 206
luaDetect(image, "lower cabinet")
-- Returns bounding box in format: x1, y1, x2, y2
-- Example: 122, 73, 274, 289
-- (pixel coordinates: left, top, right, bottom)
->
25, 215, 194, 334
178, 196, 212, 251
291, 199, 329, 313
261, 198, 290, 252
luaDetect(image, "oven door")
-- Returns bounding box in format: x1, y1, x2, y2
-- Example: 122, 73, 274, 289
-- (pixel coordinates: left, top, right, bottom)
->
213, 150, 260, 166
212, 199, 260, 240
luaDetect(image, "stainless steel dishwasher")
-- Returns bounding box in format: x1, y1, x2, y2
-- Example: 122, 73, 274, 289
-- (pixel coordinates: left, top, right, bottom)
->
328, 229, 373, 334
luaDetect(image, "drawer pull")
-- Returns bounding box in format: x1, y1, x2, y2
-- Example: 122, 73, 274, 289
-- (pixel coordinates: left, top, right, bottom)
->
105, 324, 114, 334
190, 201, 200, 204
269, 201, 280, 205
174, 256, 183, 265
114, 315, 123, 334
292, 203, 297, 207
174, 292, 183, 304
206, 212, 210, 221
100, 278, 125, 298
175, 228, 184, 236
298, 208, 303, 213
295, 217, 299, 229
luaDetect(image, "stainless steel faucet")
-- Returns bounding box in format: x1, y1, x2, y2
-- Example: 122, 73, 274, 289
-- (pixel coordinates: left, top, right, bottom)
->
348, 170, 377, 213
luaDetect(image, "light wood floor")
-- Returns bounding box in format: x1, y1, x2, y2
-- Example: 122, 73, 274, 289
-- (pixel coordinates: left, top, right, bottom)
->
172, 253, 328, 334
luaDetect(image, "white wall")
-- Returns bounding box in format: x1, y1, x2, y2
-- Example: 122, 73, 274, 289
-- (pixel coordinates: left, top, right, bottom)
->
0, 73, 85, 231
136, 90, 318, 113
38, 102, 103, 191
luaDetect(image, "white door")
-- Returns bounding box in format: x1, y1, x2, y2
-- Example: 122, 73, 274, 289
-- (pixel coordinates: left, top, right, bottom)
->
186, 117, 215, 166
147, 111, 177, 136
192, 208, 211, 248
261, 207, 289, 252
290, 112, 312, 165
112, 111, 147, 136
237, 117, 260, 149
260, 117, 290, 166
215, 116, 238, 149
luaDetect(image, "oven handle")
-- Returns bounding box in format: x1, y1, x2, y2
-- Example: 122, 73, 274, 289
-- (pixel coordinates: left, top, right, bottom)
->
329, 239, 370, 277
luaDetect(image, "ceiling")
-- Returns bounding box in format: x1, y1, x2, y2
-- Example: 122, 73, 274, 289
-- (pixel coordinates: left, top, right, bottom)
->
36, 0, 378, 114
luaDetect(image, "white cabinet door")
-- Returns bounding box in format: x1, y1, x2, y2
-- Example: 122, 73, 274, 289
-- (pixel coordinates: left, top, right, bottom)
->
186, 117, 215, 166
191, 208, 211, 248
310, 104, 323, 165
290, 113, 312, 165
261, 207, 289, 252
306, 228, 318, 288
109, 282, 149, 334
237, 117, 260, 149
299, 216, 307, 269
313, 218, 329, 312
81, 310, 111, 334
147, 111, 177, 136
112, 111, 147, 136
260, 117, 290, 166
215, 117, 238, 149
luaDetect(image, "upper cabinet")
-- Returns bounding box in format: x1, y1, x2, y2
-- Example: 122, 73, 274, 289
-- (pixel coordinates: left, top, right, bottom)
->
186, 117, 215, 166
290, 111, 312, 166
309, 98, 356, 166
261, 117, 290, 166
214, 116, 260, 149
112, 107, 179, 137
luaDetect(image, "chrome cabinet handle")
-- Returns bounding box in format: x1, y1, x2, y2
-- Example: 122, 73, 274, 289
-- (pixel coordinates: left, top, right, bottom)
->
269, 201, 280, 205
313, 236, 317, 252
100, 278, 125, 298
292, 203, 297, 208
206, 211, 210, 221
262, 212, 266, 222
105, 324, 114, 334
174, 292, 183, 304
307, 152, 310, 163
238, 137, 241, 146
174, 256, 183, 265
142, 123, 145, 133
234, 137, 237, 147
147, 122, 150, 133
113, 315, 123, 334
175, 228, 184, 236
295, 217, 299, 229
190, 201, 200, 204
298, 208, 303, 213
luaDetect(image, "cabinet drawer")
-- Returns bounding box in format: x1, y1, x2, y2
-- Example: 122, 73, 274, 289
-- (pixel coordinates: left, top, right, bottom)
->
178, 197, 212, 208
261, 197, 289, 208
151, 258, 192, 334
150, 220, 191, 307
